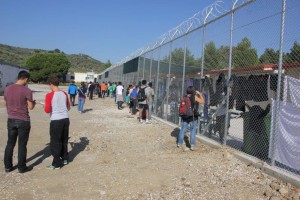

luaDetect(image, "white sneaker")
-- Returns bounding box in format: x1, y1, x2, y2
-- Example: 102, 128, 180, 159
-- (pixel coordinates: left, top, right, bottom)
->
140, 120, 143, 124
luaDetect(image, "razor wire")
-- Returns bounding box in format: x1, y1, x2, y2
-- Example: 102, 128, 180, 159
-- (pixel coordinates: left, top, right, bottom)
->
101, 0, 256, 75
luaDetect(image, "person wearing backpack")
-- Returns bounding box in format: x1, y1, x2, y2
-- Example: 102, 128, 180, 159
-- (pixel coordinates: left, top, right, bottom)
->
177, 86, 204, 151
138, 80, 150, 124
130, 85, 138, 115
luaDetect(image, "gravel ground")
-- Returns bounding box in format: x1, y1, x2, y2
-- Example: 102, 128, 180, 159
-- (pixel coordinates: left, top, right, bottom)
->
0, 84, 299, 200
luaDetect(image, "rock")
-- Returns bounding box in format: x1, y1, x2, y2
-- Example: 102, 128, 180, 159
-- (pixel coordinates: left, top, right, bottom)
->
270, 182, 281, 191
279, 187, 289, 195
100, 191, 106, 195
264, 190, 272, 197
183, 181, 191, 187
291, 193, 299, 199
269, 196, 281, 200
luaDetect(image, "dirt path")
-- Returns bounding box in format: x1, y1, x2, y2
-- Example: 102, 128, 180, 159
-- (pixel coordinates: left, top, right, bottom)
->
0, 84, 298, 200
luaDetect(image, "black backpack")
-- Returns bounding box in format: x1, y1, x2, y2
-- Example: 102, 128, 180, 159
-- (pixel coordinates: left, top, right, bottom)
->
137, 87, 147, 102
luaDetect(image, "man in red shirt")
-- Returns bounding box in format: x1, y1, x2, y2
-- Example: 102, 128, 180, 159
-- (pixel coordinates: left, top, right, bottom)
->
44, 77, 70, 169
4, 71, 36, 173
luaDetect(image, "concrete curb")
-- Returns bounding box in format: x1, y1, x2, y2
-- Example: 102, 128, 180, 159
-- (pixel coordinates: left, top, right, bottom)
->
153, 116, 300, 187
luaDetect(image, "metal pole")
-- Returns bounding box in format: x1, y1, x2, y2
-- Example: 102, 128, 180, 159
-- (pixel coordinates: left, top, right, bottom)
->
271, 0, 286, 166
142, 56, 146, 80
155, 47, 161, 116
137, 56, 141, 83
180, 35, 188, 126
150, 51, 153, 82
197, 26, 206, 135
223, 9, 235, 146
166, 42, 173, 120
181, 36, 188, 98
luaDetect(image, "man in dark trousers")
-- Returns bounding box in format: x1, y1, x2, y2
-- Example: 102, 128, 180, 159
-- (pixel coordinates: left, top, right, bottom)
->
4, 70, 36, 173
88, 81, 95, 100
68, 81, 77, 106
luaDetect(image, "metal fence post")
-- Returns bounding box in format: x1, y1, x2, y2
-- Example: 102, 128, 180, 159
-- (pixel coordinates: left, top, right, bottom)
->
224, 2, 236, 146
271, 0, 286, 166
165, 42, 173, 120
154, 47, 161, 116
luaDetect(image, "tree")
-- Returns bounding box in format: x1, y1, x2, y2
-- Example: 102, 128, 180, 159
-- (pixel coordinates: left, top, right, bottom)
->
218, 45, 230, 69
103, 60, 112, 69
22, 53, 71, 82
259, 48, 280, 64
162, 48, 197, 66
232, 37, 259, 68
203, 41, 222, 69
283, 41, 300, 63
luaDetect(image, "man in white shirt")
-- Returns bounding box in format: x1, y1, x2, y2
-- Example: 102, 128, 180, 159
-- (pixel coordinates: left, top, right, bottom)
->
116, 82, 124, 110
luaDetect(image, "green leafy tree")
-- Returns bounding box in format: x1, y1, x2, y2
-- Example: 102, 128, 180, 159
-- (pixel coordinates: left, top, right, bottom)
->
22, 53, 71, 82
203, 41, 222, 69
259, 48, 280, 64
283, 41, 300, 63
233, 37, 259, 68
162, 48, 197, 66
103, 60, 112, 69
218, 45, 230, 69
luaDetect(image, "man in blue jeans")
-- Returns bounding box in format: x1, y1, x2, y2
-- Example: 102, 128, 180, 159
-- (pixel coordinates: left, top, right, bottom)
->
177, 86, 204, 151
4, 71, 36, 173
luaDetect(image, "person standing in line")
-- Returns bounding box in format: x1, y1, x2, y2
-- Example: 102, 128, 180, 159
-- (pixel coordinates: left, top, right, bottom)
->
101, 81, 107, 99
68, 81, 77, 106
130, 85, 138, 115
138, 80, 150, 124
116, 82, 124, 110
177, 86, 204, 151
146, 82, 155, 122
4, 71, 36, 173
44, 77, 70, 169
77, 82, 87, 113
88, 81, 94, 100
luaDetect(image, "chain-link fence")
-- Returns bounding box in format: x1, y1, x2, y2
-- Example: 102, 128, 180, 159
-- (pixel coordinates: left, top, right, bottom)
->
99, 0, 300, 178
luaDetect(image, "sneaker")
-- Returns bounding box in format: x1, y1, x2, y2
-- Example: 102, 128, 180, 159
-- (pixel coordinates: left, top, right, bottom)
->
190, 146, 196, 151
140, 120, 143, 124
145, 120, 151, 124
177, 144, 181, 148
63, 160, 68, 165
46, 165, 60, 170
18, 166, 33, 173
5, 167, 13, 173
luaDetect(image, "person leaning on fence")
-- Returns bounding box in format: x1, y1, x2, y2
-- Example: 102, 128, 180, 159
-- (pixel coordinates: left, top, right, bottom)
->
177, 86, 204, 151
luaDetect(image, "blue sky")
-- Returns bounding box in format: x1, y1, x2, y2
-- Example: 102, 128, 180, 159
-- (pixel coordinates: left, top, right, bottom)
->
0, 0, 216, 64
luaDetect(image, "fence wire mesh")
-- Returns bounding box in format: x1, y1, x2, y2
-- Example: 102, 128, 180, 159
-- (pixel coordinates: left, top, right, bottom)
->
99, 0, 300, 178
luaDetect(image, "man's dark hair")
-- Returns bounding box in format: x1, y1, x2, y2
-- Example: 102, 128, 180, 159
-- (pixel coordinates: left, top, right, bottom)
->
47, 77, 60, 86
18, 71, 30, 80
186, 86, 196, 95
141, 80, 147, 85
148, 82, 152, 87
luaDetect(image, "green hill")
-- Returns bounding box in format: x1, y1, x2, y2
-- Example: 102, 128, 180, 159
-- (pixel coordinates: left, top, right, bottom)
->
0, 44, 110, 73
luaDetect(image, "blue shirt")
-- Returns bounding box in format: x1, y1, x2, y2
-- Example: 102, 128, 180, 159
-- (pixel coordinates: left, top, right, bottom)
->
68, 84, 78, 95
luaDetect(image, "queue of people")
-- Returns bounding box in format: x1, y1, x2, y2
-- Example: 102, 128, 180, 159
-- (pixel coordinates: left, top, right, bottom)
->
3, 73, 203, 174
